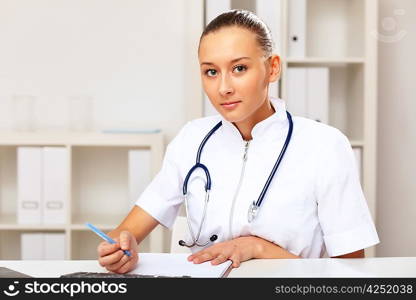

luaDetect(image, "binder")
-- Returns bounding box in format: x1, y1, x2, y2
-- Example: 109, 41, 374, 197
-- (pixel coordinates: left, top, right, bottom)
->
286, 67, 307, 117
43, 147, 67, 224
205, 0, 231, 25
21, 233, 43, 260
44, 233, 66, 260
306, 67, 329, 123
353, 147, 362, 183
288, 0, 306, 57
204, 95, 218, 117
256, 0, 282, 98
128, 149, 152, 207
21, 233, 66, 260
256, 0, 282, 54
17, 147, 43, 224
286, 67, 329, 123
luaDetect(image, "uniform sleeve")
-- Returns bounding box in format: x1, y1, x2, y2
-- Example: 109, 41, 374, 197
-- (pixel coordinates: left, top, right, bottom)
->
315, 129, 380, 257
135, 123, 189, 229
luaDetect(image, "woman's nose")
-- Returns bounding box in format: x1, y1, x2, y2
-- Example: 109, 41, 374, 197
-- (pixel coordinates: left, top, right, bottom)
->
218, 75, 234, 96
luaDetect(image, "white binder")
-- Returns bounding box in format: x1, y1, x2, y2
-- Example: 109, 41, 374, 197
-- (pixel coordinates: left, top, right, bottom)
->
286, 67, 307, 117
203, 94, 218, 117
286, 67, 329, 123
44, 233, 66, 260
21, 233, 43, 260
256, 0, 282, 54
205, 0, 231, 24
288, 0, 306, 57
306, 67, 329, 123
353, 147, 362, 183
17, 147, 43, 224
256, 0, 282, 98
43, 147, 67, 224
21, 233, 65, 260
128, 149, 152, 207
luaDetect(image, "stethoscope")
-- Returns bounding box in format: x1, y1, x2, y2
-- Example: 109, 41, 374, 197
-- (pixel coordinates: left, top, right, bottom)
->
179, 111, 293, 248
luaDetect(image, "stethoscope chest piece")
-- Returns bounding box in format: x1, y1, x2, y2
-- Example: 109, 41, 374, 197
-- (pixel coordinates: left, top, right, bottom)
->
247, 202, 260, 223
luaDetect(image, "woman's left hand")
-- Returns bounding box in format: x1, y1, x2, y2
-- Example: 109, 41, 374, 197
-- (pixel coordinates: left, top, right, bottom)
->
187, 236, 261, 268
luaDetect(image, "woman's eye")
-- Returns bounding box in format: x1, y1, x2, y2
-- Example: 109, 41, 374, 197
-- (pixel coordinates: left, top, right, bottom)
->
205, 69, 217, 77
233, 65, 247, 73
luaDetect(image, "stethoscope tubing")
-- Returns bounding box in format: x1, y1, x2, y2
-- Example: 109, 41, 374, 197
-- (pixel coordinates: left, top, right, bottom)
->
180, 111, 293, 248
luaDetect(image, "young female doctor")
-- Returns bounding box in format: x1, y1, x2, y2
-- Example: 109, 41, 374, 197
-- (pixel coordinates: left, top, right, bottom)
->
97, 10, 379, 273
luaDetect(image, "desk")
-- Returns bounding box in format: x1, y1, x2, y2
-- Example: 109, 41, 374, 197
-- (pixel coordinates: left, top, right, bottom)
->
1, 256, 416, 278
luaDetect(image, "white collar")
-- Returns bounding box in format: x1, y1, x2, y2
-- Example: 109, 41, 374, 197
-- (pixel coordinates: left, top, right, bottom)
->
219, 97, 289, 142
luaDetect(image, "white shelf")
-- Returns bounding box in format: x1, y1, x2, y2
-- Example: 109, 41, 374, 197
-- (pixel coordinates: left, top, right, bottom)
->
0, 131, 165, 259
70, 214, 127, 231
286, 57, 365, 66
350, 140, 364, 148
0, 214, 66, 230
0, 131, 163, 147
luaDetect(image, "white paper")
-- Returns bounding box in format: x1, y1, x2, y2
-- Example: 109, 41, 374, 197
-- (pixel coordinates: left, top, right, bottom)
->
128, 253, 232, 278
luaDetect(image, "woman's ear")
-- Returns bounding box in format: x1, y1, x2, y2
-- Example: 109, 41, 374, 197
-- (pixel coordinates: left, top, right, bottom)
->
268, 55, 281, 83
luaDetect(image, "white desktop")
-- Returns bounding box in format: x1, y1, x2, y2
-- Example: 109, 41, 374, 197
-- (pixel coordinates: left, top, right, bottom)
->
1, 255, 416, 278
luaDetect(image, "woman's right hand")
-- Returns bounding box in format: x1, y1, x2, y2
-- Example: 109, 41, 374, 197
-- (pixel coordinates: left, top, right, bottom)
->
97, 230, 139, 274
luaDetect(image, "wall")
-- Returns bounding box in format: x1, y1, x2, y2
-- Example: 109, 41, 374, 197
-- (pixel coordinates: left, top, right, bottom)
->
0, 0, 203, 141
377, 0, 416, 256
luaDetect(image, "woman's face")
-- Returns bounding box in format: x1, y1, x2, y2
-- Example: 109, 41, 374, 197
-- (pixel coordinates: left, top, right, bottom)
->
198, 26, 280, 124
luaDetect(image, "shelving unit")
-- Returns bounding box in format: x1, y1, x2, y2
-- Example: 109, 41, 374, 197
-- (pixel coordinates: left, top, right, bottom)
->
203, 0, 378, 257
0, 0, 379, 259
0, 131, 164, 259
284, 0, 378, 258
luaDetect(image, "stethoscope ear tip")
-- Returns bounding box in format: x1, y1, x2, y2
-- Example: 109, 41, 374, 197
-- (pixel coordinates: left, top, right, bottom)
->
179, 240, 186, 247
210, 235, 218, 242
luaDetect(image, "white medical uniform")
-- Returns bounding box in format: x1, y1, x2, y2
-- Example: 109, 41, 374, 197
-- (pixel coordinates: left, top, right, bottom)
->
136, 97, 380, 258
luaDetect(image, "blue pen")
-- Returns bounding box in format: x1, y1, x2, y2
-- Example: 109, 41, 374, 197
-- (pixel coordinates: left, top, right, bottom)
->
85, 222, 132, 257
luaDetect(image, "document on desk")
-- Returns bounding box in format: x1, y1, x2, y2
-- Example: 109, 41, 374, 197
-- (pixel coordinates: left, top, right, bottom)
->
128, 253, 232, 278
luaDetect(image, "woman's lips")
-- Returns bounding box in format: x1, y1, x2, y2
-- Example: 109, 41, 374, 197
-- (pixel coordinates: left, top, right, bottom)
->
220, 101, 241, 110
